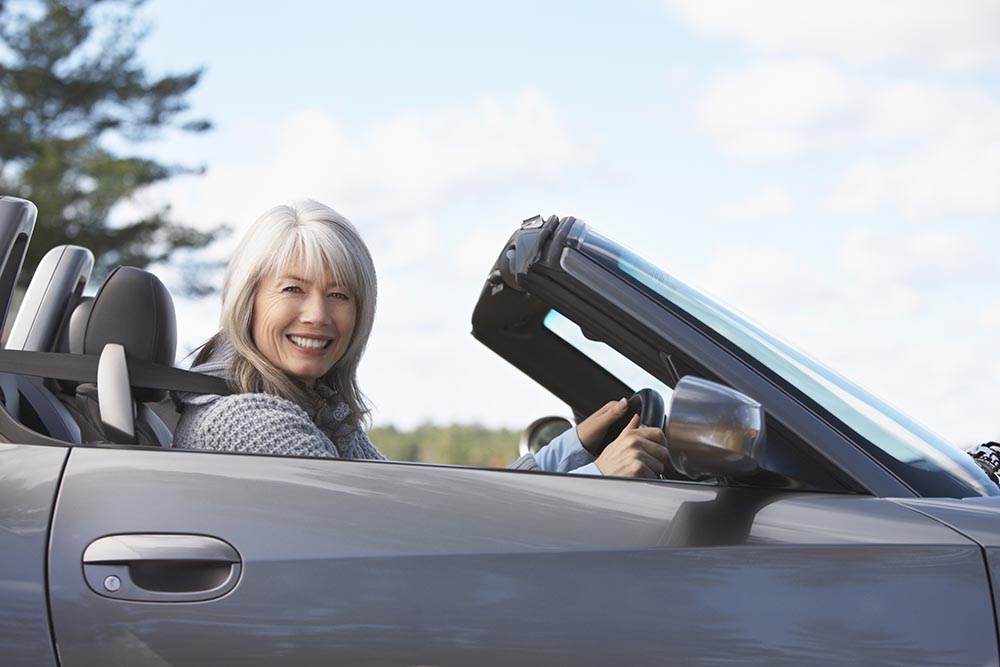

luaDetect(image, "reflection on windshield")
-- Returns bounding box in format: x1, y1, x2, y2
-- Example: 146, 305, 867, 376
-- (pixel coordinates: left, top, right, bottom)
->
575, 226, 993, 497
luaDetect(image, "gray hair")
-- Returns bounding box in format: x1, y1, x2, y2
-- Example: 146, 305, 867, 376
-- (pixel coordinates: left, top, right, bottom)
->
198, 200, 377, 425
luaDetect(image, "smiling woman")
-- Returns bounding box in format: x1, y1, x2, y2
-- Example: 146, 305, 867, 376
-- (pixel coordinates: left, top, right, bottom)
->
172, 200, 385, 459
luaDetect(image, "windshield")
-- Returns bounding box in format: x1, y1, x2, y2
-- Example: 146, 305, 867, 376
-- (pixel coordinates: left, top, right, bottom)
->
573, 225, 995, 497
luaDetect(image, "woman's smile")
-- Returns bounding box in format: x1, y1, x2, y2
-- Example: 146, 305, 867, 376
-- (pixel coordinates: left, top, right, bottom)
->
287, 334, 332, 350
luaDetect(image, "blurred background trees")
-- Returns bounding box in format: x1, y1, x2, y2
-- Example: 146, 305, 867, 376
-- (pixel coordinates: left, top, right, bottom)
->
0, 0, 226, 292
371, 424, 521, 467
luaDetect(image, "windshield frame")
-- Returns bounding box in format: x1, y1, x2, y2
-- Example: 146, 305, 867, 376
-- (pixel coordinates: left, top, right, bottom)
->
569, 224, 995, 498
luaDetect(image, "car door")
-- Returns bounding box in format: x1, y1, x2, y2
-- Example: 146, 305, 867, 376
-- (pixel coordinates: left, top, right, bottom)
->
0, 444, 66, 667
48, 444, 996, 666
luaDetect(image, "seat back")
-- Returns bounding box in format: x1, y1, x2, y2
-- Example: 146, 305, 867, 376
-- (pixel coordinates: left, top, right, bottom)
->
0, 198, 83, 443
7, 244, 93, 352
60, 266, 178, 446
2, 244, 94, 443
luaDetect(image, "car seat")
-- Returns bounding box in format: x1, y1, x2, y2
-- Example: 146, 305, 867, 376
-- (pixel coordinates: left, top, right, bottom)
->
57, 266, 177, 446
1, 244, 94, 443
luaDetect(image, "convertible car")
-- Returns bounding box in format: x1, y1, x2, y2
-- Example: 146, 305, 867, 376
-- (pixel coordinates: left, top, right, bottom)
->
2, 194, 999, 666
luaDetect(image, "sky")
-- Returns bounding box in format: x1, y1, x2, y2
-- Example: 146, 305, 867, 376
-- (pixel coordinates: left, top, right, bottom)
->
120, 0, 1000, 445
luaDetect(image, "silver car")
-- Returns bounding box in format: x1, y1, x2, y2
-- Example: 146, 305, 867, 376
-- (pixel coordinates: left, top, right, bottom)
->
2, 196, 998, 666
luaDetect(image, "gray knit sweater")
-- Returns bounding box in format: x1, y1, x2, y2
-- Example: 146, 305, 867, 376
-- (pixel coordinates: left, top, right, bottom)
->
172, 345, 385, 461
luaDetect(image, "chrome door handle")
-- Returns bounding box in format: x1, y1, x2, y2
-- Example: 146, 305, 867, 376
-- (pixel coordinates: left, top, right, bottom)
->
82, 534, 242, 602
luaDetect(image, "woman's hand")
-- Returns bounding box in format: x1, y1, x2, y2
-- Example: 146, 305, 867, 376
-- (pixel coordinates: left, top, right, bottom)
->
594, 414, 670, 479
576, 399, 670, 478
575, 398, 630, 454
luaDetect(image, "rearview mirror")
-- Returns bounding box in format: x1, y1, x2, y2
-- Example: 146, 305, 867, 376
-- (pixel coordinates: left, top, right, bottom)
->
666, 376, 766, 480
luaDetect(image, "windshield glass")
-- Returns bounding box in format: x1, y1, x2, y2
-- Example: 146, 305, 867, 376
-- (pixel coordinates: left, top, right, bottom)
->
574, 225, 995, 497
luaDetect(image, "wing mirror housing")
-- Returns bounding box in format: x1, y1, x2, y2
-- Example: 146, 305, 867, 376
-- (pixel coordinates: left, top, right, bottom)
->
666, 376, 766, 480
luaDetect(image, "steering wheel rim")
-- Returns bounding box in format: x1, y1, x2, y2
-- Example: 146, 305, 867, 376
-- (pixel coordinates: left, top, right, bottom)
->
595, 387, 666, 453
629, 387, 666, 429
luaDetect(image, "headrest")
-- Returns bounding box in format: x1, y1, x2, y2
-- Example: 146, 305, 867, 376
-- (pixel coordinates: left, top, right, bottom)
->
65, 297, 93, 355
53, 296, 93, 394
72, 266, 176, 402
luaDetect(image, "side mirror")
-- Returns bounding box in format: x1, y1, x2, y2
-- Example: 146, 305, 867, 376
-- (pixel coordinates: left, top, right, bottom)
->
519, 416, 573, 457
666, 376, 766, 480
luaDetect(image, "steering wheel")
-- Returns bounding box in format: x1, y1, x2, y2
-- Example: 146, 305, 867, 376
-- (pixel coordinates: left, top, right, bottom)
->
595, 387, 667, 453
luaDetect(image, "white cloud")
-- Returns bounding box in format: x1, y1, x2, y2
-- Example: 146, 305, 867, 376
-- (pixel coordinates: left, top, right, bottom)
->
372, 215, 443, 271
695, 59, 1000, 219
981, 303, 1000, 332
828, 78, 1000, 219
139, 91, 595, 238
907, 229, 969, 268
694, 243, 808, 308
668, 0, 1000, 69
698, 61, 852, 159
455, 226, 509, 277
837, 227, 971, 285
828, 138, 1000, 220
715, 185, 792, 223
172, 293, 222, 360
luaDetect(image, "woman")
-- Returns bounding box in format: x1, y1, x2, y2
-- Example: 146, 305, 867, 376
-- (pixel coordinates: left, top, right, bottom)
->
174, 200, 669, 478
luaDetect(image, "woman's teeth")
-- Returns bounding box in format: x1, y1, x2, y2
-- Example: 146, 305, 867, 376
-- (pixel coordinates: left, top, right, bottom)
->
289, 335, 330, 349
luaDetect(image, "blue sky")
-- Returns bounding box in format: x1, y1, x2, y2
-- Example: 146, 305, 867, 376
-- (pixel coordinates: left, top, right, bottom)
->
124, 0, 1000, 445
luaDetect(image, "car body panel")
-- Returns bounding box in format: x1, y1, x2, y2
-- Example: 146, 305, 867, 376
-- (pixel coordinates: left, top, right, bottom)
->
895, 495, 1000, 646
0, 444, 66, 667
48, 446, 996, 666
992, 546, 1000, 653
893, 496, 1000, 547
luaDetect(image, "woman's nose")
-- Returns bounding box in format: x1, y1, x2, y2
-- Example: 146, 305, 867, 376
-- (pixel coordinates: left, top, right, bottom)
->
300, 292, 331, 324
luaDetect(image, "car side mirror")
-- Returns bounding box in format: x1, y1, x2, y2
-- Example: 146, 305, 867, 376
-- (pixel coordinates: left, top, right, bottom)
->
666, 376, 766, 480
519, 416, 573, 456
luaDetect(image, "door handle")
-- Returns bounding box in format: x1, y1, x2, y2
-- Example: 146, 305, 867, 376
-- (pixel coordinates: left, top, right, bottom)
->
82, 534, 242, 602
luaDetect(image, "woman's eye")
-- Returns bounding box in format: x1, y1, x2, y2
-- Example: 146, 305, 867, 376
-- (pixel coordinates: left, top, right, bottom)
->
328, 292, 351, 301
282, 285, 303, 293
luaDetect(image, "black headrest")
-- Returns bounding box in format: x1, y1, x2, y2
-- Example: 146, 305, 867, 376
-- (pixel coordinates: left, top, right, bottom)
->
74, 266, 176, 402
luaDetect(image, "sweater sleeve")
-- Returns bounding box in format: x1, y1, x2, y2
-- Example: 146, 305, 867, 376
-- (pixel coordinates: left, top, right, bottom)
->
178, 393, 340, 459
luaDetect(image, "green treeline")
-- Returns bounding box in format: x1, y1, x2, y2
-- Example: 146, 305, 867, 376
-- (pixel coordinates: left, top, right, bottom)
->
370, 424, 521, 467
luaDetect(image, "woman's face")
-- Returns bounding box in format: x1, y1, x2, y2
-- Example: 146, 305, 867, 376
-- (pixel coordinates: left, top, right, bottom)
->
251, 258, 357, 383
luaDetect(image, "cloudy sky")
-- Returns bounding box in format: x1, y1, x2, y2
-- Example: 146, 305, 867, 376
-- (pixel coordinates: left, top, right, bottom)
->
129, 0, 1000, 445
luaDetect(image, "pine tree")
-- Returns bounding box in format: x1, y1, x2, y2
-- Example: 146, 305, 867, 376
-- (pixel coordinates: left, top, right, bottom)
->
0, 0, 226, 293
